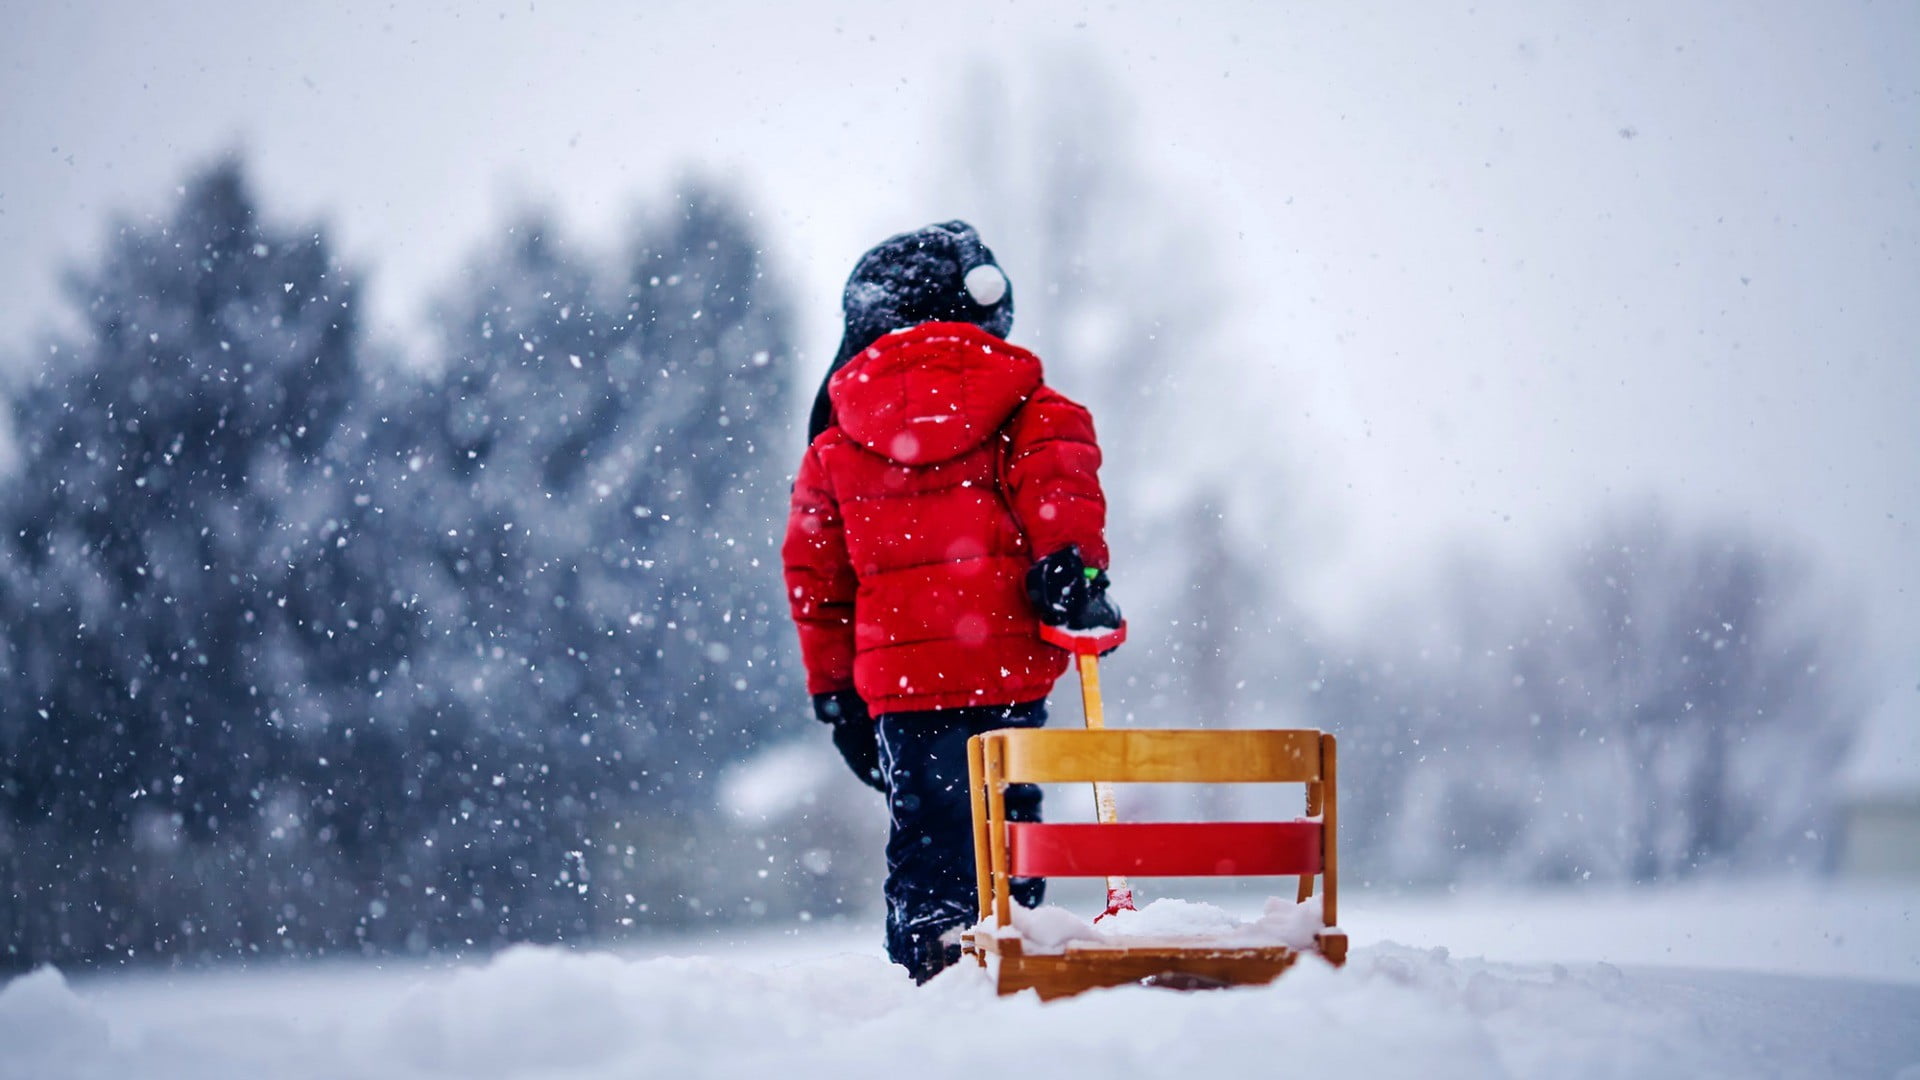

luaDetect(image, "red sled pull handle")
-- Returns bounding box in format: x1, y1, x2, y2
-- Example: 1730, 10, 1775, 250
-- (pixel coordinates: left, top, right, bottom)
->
1040, 618, 1136, 919
1039, 621, 1128, 656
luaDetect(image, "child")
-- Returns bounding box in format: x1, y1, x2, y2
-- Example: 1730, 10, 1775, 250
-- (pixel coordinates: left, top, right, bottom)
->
782, 221, 1122, 983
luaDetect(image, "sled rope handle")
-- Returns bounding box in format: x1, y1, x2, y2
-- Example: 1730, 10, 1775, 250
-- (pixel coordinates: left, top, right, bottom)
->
1041, 619, 1135, 917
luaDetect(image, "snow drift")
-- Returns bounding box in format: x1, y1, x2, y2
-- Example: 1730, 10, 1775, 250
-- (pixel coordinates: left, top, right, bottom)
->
8, 884, 1920, 1080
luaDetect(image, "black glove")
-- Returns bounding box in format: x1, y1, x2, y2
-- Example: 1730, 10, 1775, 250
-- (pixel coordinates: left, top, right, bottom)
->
813, 690, 885, 793
1026, 546, 1123, 632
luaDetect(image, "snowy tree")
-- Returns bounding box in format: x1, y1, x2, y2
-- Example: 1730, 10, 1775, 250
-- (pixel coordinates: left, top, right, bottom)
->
366, 184, 799, 940
1512, 506, 1855, 879
1313, 504, 1858, 886
621, 182, 797, 768
598, 183, 801, 925
0, 160, 376, 964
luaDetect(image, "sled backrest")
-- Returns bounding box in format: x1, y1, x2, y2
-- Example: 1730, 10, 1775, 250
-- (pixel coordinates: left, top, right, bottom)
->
968, 728, 1338, 933
988, 728, 1325, 784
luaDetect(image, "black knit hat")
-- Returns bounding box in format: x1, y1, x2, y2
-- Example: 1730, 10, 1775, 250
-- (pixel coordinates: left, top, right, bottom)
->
807, 220, 1014, 442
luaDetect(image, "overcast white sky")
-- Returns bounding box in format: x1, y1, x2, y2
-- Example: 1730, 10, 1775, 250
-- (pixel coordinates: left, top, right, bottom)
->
3, 1, 1916, 721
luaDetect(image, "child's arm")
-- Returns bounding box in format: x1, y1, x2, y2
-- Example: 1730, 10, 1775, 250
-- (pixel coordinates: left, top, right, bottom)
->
781, 444, 859, 696
1003, 386, 1110, 569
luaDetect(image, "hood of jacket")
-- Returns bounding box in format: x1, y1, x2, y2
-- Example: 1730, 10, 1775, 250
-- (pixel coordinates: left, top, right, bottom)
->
826, 321, 1042, 466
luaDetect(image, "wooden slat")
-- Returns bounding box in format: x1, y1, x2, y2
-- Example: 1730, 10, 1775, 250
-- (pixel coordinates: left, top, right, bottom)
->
990, 728, 1325, 784
968, 735, 992, 924
1320, 732, 1339, 929
1298, 778, 1323, 904
986, 737, 1012, 927
990, 942, 1304, 1000
1006, 821, 1324, 878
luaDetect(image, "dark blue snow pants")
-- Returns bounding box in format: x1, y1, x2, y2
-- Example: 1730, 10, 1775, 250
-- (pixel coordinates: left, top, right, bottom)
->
876, 700, 1046, 983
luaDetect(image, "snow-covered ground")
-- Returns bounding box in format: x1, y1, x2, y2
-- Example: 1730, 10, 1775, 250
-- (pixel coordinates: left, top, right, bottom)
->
4, 881, 1916, 1080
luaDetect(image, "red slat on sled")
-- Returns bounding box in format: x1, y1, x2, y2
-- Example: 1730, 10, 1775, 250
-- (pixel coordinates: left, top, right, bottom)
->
1005, 821, 1323, 878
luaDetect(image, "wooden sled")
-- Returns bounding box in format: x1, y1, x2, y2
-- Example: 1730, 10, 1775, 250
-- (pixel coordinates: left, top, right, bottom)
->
961, 728, 1347, 1000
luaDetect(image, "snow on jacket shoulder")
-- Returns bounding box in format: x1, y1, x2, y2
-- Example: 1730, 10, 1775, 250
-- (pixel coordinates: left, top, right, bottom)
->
782, 321, 1107, 715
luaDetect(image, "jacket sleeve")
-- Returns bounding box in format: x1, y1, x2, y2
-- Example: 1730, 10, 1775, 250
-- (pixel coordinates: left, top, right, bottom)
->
1003, 387, 1110, 569
782, 443, 858, 696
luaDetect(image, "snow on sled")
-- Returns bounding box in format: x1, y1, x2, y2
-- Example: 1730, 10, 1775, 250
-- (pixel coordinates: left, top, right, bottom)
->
960, 625, 1346, 1000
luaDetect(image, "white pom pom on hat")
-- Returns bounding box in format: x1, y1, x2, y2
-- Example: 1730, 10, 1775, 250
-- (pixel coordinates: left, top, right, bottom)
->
964, 264, 1008, 306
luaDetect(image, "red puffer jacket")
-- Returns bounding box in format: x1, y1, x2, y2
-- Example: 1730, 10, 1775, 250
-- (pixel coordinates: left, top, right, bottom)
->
783, 321, 1108, 715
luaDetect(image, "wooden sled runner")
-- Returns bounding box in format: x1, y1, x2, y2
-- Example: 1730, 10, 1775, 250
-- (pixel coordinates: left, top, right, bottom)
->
961, 727, 1348, 1000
